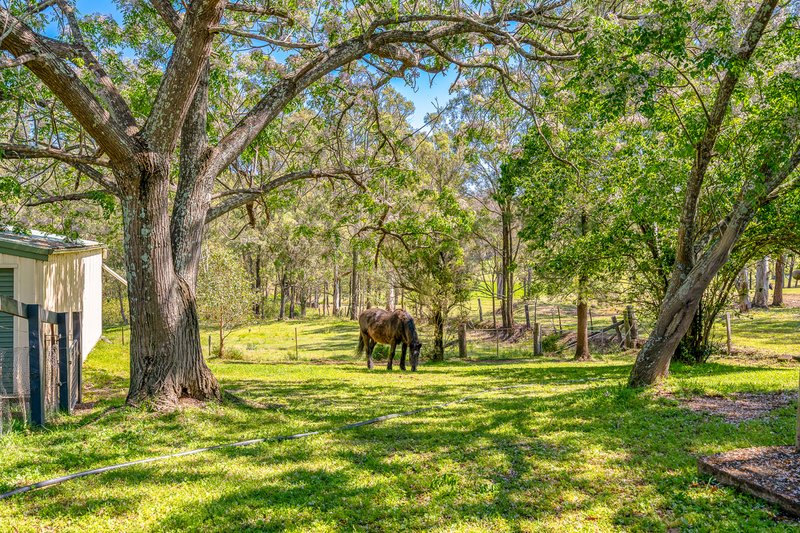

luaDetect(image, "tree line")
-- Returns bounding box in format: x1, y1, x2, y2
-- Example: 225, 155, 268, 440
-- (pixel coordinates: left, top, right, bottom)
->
0, 0, 797, 409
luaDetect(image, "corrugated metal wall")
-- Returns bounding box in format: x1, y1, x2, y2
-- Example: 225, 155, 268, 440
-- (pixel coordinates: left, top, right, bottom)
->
0, 269, 14, 393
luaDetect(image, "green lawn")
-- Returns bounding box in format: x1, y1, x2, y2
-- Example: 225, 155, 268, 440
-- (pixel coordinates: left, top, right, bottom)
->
1, 318, 798, 531
710, 287, 800, 358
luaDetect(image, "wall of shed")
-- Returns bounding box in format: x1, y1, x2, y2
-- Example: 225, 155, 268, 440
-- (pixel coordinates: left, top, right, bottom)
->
0, 250, 103, 394
42, 250, 103, 359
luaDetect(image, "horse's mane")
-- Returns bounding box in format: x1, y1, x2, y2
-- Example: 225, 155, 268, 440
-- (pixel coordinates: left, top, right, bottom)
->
404, 313, 419, 344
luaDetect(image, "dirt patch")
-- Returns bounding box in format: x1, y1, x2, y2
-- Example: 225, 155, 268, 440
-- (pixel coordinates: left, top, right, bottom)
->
664, 390, 796, 423
782, 292, 800, 308
178, 397, 206, 409
699, 446, 800, 517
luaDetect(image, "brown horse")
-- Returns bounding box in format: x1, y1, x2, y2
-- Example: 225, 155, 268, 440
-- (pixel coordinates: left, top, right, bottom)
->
356, 308, 422, 371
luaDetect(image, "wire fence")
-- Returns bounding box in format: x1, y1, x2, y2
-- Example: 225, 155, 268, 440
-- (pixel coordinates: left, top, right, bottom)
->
0, 347, 30, 434
459, 319, 639, 360
0, 335, 79, 434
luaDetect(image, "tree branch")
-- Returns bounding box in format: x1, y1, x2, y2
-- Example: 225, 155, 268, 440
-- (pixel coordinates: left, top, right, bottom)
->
142, 0, 225, 154
0, 8, 137, 161
211, 10, 567, 179
25, 190, 109, 207
205, 168, 360, 222
0, 52, 34, 68
0, 142, 111, 167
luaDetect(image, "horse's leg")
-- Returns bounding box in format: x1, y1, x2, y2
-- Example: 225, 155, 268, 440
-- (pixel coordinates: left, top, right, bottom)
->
400, 343, 407, 371
388, 342, 396, 370
366, 337, 375, 370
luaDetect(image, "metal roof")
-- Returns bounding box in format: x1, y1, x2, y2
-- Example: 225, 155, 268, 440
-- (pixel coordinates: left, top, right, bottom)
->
0, 229, 104, 261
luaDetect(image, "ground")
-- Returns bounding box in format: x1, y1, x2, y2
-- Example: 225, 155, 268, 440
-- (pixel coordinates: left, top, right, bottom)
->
1, 297, 799, 531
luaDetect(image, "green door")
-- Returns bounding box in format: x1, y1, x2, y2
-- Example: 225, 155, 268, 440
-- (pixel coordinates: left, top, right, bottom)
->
0, 268, 13, 394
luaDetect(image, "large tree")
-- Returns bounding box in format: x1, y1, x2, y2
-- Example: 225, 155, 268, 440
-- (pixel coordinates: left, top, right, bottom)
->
0, 0, 578, 408
626, 0, 799, 386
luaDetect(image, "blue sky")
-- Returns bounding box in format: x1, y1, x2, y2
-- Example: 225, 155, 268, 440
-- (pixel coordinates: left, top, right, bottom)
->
75, 0, 454, 128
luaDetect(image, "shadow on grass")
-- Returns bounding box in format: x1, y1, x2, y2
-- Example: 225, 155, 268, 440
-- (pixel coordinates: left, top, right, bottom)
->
4, 358, 797, 530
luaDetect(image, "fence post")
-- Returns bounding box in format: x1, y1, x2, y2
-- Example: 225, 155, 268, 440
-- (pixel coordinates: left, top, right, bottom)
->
57, 312, 70, 414
626, 305, 638, 345
477, 298, 483, 322
524, 304, 531, 329
611, 315, 623, 344
725, 312, 732, 355
533, 323, 542, 356
623, 311, 632, 349
458, 323, 467, 358
27, 304, 44, 427
72, 311, 82, 404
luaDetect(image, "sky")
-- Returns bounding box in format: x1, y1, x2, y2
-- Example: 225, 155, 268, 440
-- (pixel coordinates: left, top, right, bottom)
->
74, 0, 455, 129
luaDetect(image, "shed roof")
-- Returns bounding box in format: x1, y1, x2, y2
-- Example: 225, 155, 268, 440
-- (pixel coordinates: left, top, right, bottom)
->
0, 229, 104, 261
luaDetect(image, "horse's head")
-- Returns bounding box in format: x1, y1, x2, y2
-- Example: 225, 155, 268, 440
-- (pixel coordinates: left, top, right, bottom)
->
410, 341, 422, 371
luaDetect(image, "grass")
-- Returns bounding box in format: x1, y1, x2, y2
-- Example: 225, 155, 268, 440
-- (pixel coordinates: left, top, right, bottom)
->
711, 287, 800, 358
0, 316, 799, 531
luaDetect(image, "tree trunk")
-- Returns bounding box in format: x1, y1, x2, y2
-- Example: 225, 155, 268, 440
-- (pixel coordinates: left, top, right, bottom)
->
278, 273, 287, 319
628, 198, 768, 386
491, 270, 497, 329
332, 262, 340, 316
753, 257, 769, 308
772, 254, 785, 306
574, 274, 590, 361
218, 320, 224, 359
673, 302, 705, 364
387, 280, 396, 311
349, 246, 359, 320
787, 254, 795, 288
431, 308, 445, 361
737, 268, 752, 312
500, 201, 514, 331
253, 249, 262, 317
121, 173, 219, 409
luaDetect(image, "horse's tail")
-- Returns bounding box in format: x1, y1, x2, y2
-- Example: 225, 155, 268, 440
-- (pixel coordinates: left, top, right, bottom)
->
356, 333, 365, 356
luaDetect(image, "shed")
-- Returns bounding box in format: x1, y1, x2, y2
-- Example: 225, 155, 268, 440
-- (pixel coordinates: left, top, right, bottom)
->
0, 229, 104, 395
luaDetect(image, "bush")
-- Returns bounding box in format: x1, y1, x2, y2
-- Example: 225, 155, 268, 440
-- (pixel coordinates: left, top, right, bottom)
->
541, 333, 561, 353
213, 346, 244, 360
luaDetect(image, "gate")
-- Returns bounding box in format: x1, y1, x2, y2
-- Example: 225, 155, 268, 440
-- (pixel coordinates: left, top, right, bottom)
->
0, 295, 82, 426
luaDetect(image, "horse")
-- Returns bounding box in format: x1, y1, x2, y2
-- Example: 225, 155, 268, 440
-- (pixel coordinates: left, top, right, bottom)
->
356, 308, 422, 371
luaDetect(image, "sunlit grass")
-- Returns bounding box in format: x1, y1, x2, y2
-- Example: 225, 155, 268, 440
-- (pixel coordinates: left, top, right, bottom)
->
0, 317, 798, 531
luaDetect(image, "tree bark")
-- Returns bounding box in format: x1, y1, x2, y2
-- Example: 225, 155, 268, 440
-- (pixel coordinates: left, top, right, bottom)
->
500, 200, 514, 331
737, 268, 752, 312
753, 256, 769, 308
431, 308, 445, 361
253, 249, 262, 317
574, 274, 590, 361
387, 280, 396, 311
278, 273, 287, 319
122, 170, 219, 409
772, 254, 785, 306
349, 246, 359, 320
